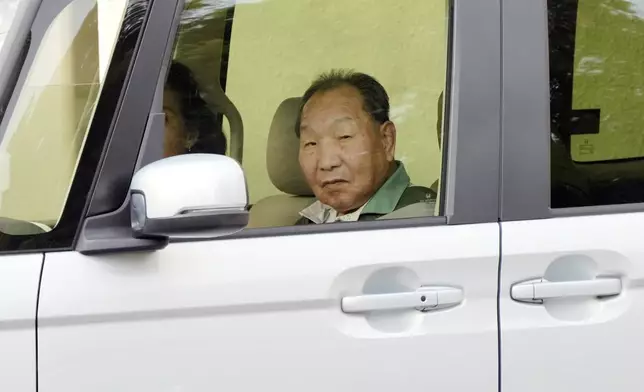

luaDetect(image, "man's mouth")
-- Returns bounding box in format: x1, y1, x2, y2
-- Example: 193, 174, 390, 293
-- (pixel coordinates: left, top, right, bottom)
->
321, 179, 348, 187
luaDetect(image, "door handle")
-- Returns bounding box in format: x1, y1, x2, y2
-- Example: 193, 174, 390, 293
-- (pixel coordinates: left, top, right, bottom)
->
511, 277, 622, 304
341, 286, 463, 314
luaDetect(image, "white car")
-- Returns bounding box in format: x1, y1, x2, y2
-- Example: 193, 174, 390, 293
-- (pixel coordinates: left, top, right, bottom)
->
1, 0, 641, 391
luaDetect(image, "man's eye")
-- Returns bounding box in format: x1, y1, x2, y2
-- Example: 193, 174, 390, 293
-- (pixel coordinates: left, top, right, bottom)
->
304, 141, 317, 147
339, 135, 352, 140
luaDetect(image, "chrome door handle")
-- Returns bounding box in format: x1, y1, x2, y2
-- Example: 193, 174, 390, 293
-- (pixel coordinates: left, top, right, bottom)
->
341, 286, 463, 314
511, 277, 622, 304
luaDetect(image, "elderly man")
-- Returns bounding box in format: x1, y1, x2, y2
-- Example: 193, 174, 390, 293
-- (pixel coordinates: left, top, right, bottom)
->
295, 70, 435, 224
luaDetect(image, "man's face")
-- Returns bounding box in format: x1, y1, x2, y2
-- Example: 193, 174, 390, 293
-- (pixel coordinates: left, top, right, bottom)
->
298, 85, 396, 214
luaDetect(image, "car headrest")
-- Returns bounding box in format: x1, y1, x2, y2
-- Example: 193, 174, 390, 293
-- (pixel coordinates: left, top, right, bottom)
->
266, 97, 314, 196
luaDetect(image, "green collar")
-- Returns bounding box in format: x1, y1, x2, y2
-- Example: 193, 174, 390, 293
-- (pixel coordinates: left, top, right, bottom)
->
300, 161, 410, 223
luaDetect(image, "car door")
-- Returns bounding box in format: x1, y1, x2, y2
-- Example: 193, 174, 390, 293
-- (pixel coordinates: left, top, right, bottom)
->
0, 254, 41, 392
35, 0, 503, 391
500, 0, 644, 390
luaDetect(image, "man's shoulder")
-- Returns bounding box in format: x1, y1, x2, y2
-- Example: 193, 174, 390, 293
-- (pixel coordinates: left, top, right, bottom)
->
296, 185, 437, 225
396, 185, 436, 209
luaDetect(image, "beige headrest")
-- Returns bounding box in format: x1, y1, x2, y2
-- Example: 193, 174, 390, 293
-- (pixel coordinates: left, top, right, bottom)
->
266, 97, 314, 196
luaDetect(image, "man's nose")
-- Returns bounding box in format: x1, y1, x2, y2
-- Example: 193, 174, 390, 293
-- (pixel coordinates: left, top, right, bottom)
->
318, 141, 342, 171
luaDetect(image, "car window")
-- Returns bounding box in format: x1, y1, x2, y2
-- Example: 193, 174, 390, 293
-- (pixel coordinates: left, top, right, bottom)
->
549, 0, 644, 207
150, 0, 450, 228
0, 0, 149, 250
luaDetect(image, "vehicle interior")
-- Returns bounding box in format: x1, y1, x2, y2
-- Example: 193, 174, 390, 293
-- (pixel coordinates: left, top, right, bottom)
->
549, 0, 644, 207
169, 0, 449, 228
172, 0, 644, 215
0, 0, 449, 237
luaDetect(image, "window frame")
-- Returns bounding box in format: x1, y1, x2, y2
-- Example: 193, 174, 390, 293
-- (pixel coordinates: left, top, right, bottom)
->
75, 0, 185, 253
76, 0, 502, 253
500, 0, 644, 222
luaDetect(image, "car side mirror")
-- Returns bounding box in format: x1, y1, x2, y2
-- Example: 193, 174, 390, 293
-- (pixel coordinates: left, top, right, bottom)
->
129, 154, 248, 240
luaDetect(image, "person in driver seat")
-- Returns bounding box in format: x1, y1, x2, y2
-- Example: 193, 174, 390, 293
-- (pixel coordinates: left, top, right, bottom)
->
295, 69, 435, 224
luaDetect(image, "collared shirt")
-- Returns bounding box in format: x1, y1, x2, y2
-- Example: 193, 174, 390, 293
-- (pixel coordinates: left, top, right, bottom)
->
299, 161, 413, 224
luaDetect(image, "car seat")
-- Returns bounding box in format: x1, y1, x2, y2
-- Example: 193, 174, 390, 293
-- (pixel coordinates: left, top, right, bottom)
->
247, 98, 315, 228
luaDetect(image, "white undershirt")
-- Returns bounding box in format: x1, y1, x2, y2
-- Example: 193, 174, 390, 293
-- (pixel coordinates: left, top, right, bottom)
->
323, 203, 367, 223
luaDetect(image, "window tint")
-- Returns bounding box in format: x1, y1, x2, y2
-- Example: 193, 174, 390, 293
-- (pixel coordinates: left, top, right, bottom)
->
0, 0, 148, 251
152, 0, 450, 228
549, 0, 644, 207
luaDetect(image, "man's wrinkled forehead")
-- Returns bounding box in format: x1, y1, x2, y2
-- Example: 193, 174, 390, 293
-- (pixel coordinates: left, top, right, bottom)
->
300, 86, 367, 132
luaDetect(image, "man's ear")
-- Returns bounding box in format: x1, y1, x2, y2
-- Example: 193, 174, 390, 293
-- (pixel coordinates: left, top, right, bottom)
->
380, 121, 397, 162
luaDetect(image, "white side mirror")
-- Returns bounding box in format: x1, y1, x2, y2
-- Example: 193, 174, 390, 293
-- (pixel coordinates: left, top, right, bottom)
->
129, 154, 248, 239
